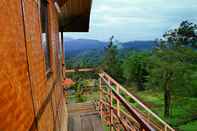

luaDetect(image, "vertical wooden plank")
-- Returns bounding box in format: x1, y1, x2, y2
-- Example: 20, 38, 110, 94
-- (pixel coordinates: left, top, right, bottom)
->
108, 78, 113, 131
165, 125, 167, 131
99, 78, 103, 119
116, 85, 120, 131
110, 89, 114, 131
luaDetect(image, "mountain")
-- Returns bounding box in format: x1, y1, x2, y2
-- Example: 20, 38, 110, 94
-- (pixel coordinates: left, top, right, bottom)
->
64, 38, 156, 68
122, 41, 156, 51
64, 38, 156, 57
64, 38, 106, 51
64, 38, 107, 58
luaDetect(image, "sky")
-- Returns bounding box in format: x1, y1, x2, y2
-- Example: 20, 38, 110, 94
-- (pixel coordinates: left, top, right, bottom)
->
64, 0, 197, 42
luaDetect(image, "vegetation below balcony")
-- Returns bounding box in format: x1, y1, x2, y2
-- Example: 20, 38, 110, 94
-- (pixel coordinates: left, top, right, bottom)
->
135, 90, 197, 130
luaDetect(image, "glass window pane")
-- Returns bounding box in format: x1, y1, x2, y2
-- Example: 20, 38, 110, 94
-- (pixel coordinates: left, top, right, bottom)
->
41, 0, 51, 73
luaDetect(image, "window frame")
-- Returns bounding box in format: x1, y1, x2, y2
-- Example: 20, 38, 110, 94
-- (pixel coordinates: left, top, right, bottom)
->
40, 0, 52, 78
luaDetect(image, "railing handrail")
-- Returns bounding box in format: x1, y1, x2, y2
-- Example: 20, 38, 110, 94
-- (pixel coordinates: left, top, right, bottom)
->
65, 68, 95, 73
99, 73, 155, 131
99, 72, 175, 131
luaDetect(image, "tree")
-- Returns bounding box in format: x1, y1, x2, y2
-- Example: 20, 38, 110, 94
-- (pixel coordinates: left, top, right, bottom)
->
148, 21, 197, 117
101, 36, 122, 80
122, 52, 149, 90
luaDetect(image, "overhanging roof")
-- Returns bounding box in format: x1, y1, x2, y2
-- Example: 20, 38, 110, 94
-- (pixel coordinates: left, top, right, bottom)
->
56, 0, 66, 6
59, 0, 92, 32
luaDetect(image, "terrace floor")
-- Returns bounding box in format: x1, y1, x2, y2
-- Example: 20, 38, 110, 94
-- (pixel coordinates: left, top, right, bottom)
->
68, 102, 103, 131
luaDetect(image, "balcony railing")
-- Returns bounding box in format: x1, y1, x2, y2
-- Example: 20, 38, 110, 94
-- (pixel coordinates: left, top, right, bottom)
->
64, 69, 175, 131
98, 72, 175, 131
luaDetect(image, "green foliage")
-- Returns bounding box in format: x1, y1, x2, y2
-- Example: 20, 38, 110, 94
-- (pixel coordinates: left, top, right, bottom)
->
70, 80, 87, 102
179, 121, 197, 131
65, 49, 103, 69
136, 90, 197, 130
147, 21, 197, 117
147, 48, 197, 96
161, 21, 197, 48
121, 52, 150, 90
149, 21, 197, 96
101, 36, 123, 81
69, 79, 100, 103
67, 72, 98, 81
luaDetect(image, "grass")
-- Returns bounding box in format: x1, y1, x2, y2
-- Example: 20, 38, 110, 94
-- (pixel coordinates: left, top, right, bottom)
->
103, 125, 110, 131
179, 121, 197, 131
68, 88, 99, 103
67, 79, 100, 103
68, 92, 99, 103
134, 89, 197, 131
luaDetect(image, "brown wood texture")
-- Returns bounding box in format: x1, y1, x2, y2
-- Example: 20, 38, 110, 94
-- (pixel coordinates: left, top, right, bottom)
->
68, 103, 103, 131
59, 0, 92, 32
0, 0, 67, 131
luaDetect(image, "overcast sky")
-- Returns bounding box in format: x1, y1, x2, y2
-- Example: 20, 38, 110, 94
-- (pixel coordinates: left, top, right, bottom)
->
64, 0, 197, 42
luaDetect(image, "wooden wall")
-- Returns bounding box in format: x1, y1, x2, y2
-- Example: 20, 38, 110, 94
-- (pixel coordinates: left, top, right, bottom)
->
0, 0, 67, 131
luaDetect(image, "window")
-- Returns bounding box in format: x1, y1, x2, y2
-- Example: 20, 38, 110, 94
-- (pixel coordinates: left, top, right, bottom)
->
40, 0, 51, 75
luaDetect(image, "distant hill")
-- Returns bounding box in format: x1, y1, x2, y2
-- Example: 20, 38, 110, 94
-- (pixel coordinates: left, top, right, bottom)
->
122, 41, 156, 51
64, 38, 156, 56
64, 38, 156, 68
64, 38, 106, 51
64, 38, 107, 58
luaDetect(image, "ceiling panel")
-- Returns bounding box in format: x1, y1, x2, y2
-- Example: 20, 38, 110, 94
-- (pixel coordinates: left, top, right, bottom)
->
59, 0, 92, 32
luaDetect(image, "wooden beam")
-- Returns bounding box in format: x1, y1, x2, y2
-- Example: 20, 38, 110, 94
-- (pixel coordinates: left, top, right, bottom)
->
65, 68, 95, 73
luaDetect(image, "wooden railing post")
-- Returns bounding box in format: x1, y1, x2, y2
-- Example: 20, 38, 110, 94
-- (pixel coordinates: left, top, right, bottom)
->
116, 85, 120, 131
99, 78, 103, 119
108, 79, 113, 131
165, 125, 167, 131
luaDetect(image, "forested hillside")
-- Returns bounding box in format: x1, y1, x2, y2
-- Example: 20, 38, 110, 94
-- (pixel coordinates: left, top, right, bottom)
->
64, 38, 156, 68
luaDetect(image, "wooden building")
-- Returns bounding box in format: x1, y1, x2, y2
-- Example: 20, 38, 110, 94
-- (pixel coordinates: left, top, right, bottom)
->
0, 0, 92, 131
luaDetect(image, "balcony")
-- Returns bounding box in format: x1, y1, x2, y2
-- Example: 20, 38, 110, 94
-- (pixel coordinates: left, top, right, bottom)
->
63, 68, 175, 131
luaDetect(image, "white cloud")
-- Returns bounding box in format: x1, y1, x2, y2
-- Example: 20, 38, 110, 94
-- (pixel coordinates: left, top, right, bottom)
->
66, 0, 197, 41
